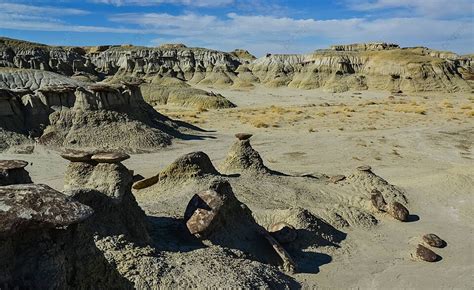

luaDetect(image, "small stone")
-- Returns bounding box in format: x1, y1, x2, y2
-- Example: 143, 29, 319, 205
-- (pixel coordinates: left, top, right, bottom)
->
0, 160, 28, 170
387, 202, 409, 221
415, 244, 439, 262
329, 175, 346, 183
235, 133, 253, 141
132, 175, 159, 190
357, 165, 372, 172
371, 189, 387, 212
423, 234, 446, 248
60, 149, 93, 162
269, 222, 298, 244
91, 152, 130, 163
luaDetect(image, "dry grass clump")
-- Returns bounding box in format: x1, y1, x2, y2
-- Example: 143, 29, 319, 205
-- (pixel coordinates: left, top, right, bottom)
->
160, 108, 207, 124
460, 104, 472, 110
392, 103, 427, 115
440, 99, 454, 108
236, 105, 310, 128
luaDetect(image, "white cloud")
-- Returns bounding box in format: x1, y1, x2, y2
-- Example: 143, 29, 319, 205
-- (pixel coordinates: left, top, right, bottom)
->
346, 0, 473, 18
0, 3, 145, 34
0, 3, 89, 16
109, 12, 474, 55
90, 0, 234, 7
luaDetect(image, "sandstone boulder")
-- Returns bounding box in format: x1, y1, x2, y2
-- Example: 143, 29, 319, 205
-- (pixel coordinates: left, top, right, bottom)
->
387, 202, 409, 222
414, 244, 439, 262
423, 233, 446, 248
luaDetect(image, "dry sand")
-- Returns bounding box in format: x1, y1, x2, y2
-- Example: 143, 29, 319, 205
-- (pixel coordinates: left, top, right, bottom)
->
1, 85, 473, 288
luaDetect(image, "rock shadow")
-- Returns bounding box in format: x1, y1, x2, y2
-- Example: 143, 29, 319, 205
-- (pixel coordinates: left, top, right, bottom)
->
406, 214, 420, 223
147, 216, 206, 252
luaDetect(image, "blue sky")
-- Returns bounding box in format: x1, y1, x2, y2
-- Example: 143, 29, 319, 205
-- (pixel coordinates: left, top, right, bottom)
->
0, 0, 472, 56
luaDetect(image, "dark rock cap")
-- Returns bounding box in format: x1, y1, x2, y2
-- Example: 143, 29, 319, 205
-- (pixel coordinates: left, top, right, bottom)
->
91, 152, 130, 163
357, 165, 372, 172
235, 133, 253, 141
60, 149, 93, 162
0, 184, 93, 237
0, 160, 28, 170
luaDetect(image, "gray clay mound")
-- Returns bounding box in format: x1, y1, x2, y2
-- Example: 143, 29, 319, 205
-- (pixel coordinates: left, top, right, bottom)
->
159, 151, 221, 181
346, 166, 408, 206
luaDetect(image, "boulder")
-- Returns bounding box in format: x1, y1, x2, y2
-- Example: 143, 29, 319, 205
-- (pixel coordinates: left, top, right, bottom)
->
387, 202, 409, 222
423, 233, 446, 248
414, 244, 439, 262
220, 139, 271, 174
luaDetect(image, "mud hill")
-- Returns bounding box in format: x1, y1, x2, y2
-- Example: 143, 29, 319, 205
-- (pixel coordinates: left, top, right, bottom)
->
1, 37, 472, 93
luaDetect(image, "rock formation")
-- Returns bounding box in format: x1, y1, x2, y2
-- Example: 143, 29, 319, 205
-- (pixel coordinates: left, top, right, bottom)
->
1, 37, 471, 96
0, 159, 32, 185
0, 67, 199, 152
220, 137, 271, 175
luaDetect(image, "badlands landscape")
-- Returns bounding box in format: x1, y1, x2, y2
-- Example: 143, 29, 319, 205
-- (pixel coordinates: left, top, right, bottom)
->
0, 37, 473, 288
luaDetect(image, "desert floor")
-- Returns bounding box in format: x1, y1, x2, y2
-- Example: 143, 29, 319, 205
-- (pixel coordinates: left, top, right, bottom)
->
2, 86, 473, 288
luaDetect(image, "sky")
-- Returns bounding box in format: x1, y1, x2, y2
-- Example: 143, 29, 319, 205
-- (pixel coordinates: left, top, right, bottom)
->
0, 0, 472, 56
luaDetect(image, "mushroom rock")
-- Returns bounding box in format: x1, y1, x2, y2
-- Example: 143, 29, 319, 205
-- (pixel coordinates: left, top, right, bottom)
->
220, 138, 271, 175
0, 183, 93, 237
0, 159, 32, 185
63, 151, 133, 201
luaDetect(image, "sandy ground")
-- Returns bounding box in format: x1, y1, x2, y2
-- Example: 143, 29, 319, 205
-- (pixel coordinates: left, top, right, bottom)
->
1, 86, 473, 288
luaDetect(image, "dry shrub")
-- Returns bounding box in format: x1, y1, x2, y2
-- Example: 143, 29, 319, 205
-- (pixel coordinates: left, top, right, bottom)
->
440, 99, 454, 108
393, 104, 427, 115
